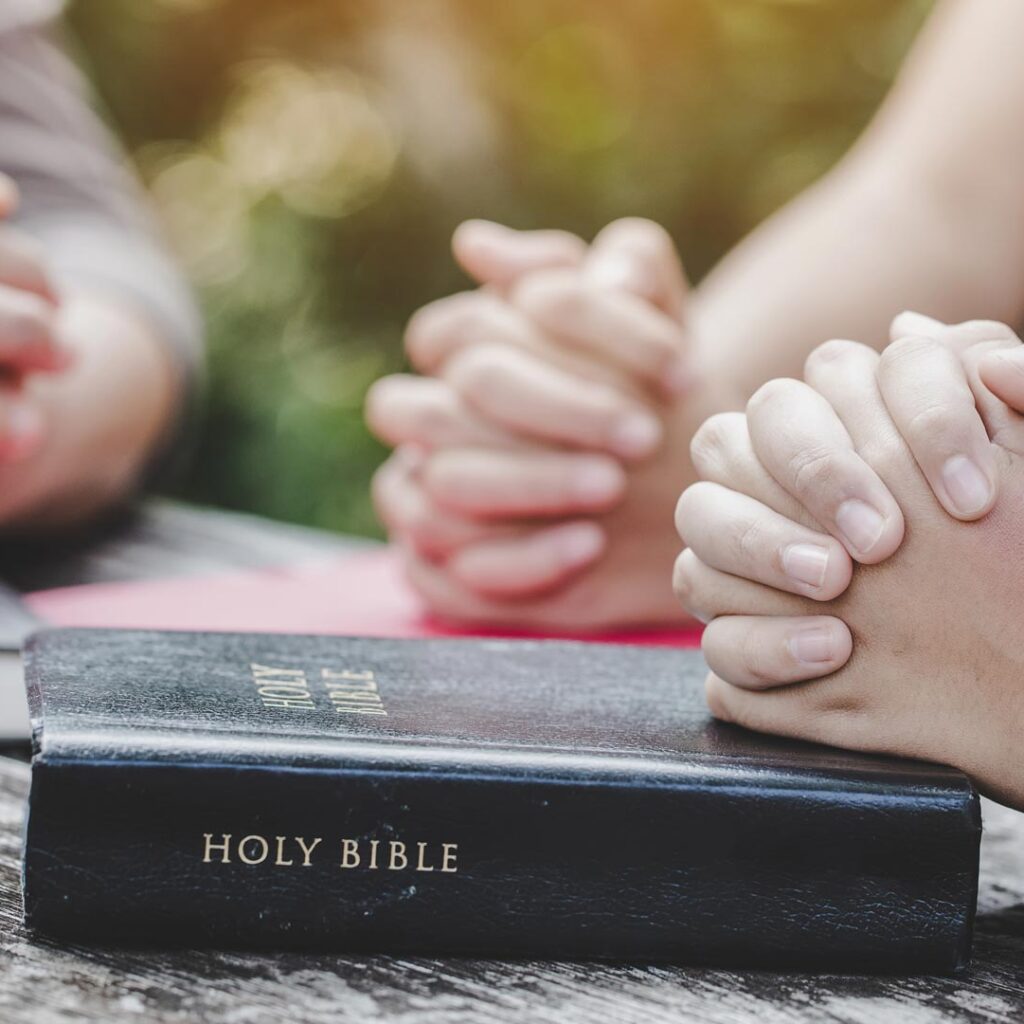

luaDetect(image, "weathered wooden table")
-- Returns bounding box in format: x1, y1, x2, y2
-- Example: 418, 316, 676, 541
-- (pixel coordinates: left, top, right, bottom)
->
0, 501, 1022, 1024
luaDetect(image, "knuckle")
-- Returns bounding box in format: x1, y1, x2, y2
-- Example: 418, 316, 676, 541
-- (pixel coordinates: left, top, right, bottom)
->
421, 457, 462, 504
857, 434, 910, 484
520, 273, 584, 323
672, 549, 695, 607
955, 319, 1017, 342
786, 445, 839, 499
674, 481, 713, 543
607, 216, 673, 254
445, 344, 508, 401
363, 378, 392, 433
673, 549, 714, 623
403, 302, 445, 365
404, 293, 480, 366
731, 515, 768, 565
804, 338, 860, 376
411, 394, 454, 439
371, 461, 406, 527
782, 444, 839, 499
690, 412, 743, 476
542, 229, 588, 261
880, 334, 940, 372
609, 215, 663, 236
746, 377, 799, 420
422, 454, 503, 515
738, 632, 777, 687
902, 400, 953, 442
403, 504, 445, 550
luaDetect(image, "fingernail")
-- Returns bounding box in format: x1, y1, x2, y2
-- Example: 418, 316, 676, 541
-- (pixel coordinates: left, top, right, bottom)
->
835, 499, 885, 556
553, 522, 605, 568
571, 460, 624, 505
941, 455, 992, 516
1, 399, 44, 461
788, 625, 839, 665
782, 543, 830, 589
663, 357, 691, 397
610, 411, 662, 458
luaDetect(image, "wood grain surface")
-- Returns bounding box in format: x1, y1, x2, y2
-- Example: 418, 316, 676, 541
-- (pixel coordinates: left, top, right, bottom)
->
2, 757, 1024, 1023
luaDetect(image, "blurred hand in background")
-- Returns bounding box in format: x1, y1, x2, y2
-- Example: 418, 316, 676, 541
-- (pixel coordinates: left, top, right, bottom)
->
0, 8, 202, 532
368, 217, 736, 630
0, 174, 68, 462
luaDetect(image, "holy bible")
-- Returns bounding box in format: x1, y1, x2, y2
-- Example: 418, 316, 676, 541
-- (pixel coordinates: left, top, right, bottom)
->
21, 628, 980, 970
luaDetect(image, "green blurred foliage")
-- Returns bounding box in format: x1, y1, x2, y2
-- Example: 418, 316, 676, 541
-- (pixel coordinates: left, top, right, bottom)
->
66, 0, 933, 536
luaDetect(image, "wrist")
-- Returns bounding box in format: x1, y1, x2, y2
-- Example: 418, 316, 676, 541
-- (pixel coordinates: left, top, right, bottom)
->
682, 298, 746, 413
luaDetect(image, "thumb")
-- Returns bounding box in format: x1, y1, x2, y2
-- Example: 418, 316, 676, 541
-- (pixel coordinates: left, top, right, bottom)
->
979, 346, 1024, 417
936, 318, 1024, 455
584, 217, 690, 323
0, 174, 18, 220
452, 220, 586, 291
889, 311, 1024, 453
963, 343, 1024, 457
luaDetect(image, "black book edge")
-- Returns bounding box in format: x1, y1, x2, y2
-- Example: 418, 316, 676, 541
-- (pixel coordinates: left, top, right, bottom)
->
19, 628, 987, 793
19, 629, 983, 971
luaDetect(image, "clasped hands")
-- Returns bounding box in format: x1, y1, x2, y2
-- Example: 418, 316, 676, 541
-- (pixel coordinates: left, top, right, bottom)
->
675, 313, 1024, 807
368, 217, 720, 631
370, 220, 1024, 807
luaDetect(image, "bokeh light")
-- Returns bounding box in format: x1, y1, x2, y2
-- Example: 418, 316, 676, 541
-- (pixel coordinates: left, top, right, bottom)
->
67, 0, 934, 536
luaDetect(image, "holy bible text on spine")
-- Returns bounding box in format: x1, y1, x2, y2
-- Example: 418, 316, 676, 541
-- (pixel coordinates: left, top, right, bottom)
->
21, 629, 980, 970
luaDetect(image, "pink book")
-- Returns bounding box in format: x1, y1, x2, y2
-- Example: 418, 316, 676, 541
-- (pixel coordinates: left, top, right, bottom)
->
25, 548, 702, 649
0, 548, 698, 738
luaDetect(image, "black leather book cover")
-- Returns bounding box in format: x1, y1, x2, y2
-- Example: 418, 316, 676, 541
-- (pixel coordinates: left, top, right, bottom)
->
21, 628, 980, 970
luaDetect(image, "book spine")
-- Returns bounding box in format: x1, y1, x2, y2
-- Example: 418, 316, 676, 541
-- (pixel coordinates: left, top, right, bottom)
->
23, 759, 980, 970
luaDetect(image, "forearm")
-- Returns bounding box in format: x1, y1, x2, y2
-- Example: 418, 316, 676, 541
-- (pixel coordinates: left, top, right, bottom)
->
0, 289, 179, 530
693, 155, 1024, 402
693, 0, 1024, 403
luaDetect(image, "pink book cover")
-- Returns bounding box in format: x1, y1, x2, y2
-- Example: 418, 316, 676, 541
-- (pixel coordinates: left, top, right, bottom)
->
24, 549, 702, 649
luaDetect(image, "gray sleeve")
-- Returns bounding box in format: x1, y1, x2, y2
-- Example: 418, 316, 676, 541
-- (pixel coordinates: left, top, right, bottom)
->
0, 10, 203, 390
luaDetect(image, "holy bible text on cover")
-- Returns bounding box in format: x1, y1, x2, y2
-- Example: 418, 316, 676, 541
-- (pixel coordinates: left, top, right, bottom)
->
21, 628, 980, 970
